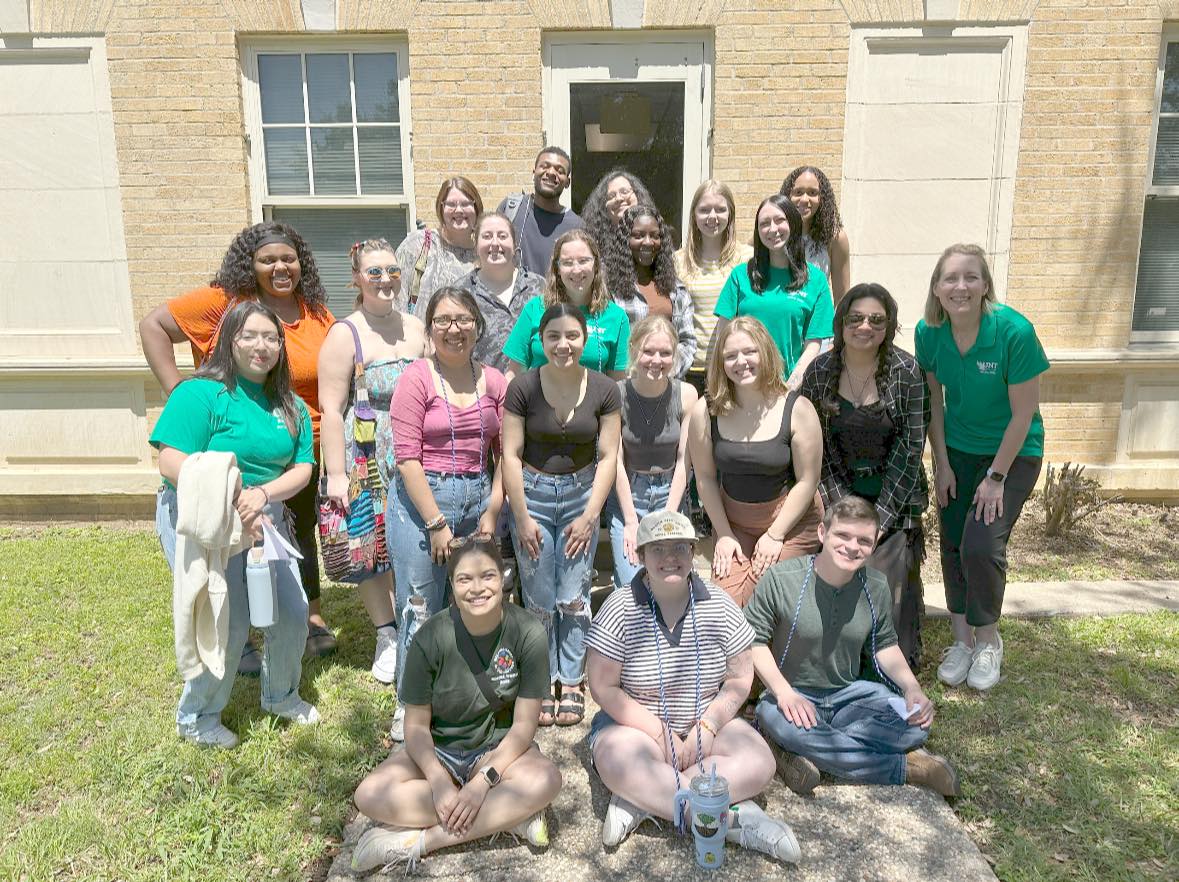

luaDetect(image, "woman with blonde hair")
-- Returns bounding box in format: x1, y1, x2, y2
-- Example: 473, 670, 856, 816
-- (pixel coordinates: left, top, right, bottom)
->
675, 180, 753, 394
502, 228, 630, 380
606, 314, 698, 592
916, 244, 1048, 691
396, 176, 483, 316
688, 316, 823, 606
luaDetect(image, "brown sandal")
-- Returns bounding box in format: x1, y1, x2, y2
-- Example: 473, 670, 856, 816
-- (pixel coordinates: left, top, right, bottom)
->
556, 688, 586, 727
539, 690, 558, 727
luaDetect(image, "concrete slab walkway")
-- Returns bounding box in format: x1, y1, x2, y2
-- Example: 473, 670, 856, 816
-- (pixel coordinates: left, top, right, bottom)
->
923, 578, 1179, 618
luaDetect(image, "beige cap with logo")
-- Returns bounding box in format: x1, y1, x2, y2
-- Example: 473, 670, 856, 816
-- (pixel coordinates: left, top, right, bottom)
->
635, 510, 698, 549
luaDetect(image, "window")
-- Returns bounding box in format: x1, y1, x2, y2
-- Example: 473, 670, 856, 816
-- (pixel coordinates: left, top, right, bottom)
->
1134, 36, 1179, 340
243, 41, 413, 316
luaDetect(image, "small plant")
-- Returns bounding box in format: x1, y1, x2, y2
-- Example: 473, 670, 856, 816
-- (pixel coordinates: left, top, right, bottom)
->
1042, 462, 1122, 538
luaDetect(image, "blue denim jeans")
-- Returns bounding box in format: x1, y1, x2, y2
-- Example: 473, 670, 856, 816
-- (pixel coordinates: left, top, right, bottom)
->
511, 463, 596, 686
156, 486, 310, 737
387, 471, 490, 689
755, 679, 928, 785
606, 470, 677, 591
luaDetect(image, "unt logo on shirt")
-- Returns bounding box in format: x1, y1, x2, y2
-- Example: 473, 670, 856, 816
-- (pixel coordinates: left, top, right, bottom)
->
976, 360, 999, 375
271, 408, 287, 428
489, 647, 517, 687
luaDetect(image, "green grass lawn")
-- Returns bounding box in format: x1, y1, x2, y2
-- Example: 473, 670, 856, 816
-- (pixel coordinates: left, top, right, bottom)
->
1, 526, 1176, 881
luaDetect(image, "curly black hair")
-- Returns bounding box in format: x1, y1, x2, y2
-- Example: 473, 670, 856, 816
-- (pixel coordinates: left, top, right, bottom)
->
780, 166, 843, 249
603, 203, 678, 302
210, 221, 328, 315
820, 282, 899, 417
749, 195, 808, 293
582, 168, 654, 259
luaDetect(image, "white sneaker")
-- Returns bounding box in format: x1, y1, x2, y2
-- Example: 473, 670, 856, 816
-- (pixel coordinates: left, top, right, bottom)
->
509, 810, 550, 847
389, 705, 405, 742
351, 824, 425, 874
371, 627, 398, 684
177, 723, 238, 749
602, 794, 653, 846
937, 641, 975, 686
967, 635, 1004, 691
726, 801, 801, 863
271, 699, 320, 725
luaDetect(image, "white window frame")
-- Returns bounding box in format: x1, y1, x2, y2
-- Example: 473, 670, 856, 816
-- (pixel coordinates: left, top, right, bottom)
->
1133, 26, 1179, 343
240, 36, 416, 228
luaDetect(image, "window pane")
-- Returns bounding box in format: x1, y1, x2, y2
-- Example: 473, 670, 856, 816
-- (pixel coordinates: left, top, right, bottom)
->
263, 129, 309, 195
358, 127, 403, 194
1162, 43, 1179, 113
1153, 117, 1179, 185
1133, 197, 1179, 332
269, 207, 410, 316
306, 53, 352, 124
258, 54, 304, 124
311, 127, 356, 195
354, 53, 399, 122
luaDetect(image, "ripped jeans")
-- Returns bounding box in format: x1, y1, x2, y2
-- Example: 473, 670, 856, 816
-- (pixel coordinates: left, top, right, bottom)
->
511, 463, 596, 686
387, 470, 490, 690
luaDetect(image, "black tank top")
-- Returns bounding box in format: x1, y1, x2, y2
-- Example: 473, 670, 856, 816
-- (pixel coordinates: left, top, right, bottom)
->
711, 391, 799, 504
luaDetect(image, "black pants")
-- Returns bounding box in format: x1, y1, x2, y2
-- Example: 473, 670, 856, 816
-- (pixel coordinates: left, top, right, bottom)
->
939, 449, 1041, 626
869, 527, 925, 670
285, 464, 321, 603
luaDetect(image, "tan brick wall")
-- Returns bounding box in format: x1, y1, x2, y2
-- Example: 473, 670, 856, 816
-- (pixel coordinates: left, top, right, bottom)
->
1041, 374, 1124, 464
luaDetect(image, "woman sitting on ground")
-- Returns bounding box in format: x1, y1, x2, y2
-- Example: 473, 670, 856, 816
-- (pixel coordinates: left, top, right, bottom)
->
586, 510, 800, 862
688, 317, 823, 606
799, 283, 930, 668
351, 535, 561, 874
607, 315, 697, 592
151, 300, 319, 748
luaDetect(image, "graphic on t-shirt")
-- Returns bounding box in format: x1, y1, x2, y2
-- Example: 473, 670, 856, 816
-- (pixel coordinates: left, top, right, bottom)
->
489, 647, 517, 688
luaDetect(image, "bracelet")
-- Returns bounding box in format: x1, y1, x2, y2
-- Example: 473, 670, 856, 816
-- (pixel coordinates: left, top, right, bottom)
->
424, 513, 448, 532
249, 485, 270, 505
698, 718, 718, 738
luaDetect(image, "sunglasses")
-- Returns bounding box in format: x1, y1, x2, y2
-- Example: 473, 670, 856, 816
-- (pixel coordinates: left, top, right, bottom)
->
844, 312, 888, 329
448, 532, 495, 551
364, 266, 402, 280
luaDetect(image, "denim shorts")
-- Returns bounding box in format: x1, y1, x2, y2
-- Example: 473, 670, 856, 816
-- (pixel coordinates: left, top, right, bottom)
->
587, 709, 617, 768
434, 742, 497, 785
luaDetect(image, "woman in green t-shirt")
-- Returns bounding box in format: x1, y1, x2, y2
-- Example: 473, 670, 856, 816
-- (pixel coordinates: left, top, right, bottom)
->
151, 300, 319, 749
915, 244, 1050, 693
351, 536, 560, 873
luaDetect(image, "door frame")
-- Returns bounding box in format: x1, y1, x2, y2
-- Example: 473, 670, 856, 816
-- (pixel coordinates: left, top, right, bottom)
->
542, 31, 713, 228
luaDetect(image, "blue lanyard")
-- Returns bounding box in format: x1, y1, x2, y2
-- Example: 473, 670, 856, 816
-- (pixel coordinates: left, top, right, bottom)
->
434, 356, 485, 527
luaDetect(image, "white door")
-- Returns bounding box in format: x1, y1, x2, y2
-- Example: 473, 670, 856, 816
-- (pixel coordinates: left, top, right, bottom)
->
544, 35, 711, 238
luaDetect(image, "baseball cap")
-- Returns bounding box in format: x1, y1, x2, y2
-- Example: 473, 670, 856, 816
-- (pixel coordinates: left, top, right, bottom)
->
635, 510, 697, 549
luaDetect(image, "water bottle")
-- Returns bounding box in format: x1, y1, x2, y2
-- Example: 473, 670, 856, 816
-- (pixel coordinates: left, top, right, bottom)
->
673, 765, 730, 870
245, 546, 276, 628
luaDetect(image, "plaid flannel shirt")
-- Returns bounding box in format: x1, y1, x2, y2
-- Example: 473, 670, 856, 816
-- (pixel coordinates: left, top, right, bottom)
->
799, 347, 930, 534
611, 280, 697, 379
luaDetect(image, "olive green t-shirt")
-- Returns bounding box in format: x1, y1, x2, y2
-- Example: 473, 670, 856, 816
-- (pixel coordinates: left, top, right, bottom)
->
744, 555, 897, 692
149, 377, 314, 488
400, 603, 550, 750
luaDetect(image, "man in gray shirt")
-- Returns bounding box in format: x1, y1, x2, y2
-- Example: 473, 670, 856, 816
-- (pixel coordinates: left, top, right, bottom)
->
498, 146, 583, 275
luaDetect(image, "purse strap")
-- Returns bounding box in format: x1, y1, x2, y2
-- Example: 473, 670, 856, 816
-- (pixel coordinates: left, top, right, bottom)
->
337, 319, 374, 408
449, 605, 512, 719
407, 229, 433, 312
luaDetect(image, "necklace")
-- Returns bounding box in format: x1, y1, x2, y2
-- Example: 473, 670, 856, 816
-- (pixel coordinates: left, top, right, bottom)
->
844, 366, 874, 406
629, 378, 671, 427
360, 300, 397, 322
434, 356, 485, 528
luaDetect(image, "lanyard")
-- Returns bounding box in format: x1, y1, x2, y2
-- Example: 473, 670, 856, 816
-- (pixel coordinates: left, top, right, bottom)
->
434, 356, 485, 527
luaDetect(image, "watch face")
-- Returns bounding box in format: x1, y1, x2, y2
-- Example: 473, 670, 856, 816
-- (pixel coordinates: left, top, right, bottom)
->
483, 766, 500, 785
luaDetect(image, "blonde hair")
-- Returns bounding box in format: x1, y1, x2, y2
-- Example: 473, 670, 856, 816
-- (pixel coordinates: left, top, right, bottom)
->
544, 228, 611, 316
923, 243, 998, 326
627, 314, 679, 373
681, 179, 739, 276
706, 317, 788, 415
348, 238, 396, 305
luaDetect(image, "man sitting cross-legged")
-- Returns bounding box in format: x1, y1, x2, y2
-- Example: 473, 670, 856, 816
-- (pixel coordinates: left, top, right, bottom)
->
586, 510, 801, 863
747, 496, 959, 798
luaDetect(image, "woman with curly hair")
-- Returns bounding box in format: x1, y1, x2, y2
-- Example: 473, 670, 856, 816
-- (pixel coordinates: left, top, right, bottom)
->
713, 195, 834, 391
799, 283, 930, 668
396, 176, 483, 317
780, 166, 851, 305
581, 169, 653, 259
603, 204, 696, 379
140, 221, 337, 669
502, 228, 630, 380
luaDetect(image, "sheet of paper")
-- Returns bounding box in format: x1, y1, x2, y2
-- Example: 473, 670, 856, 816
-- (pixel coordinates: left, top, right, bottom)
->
261, 520, 304, 561
888, 696, 918, 720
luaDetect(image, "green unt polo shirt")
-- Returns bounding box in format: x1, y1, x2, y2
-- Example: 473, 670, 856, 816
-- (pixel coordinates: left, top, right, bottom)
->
915, 304, 1050, 458
502, 295, 630, 374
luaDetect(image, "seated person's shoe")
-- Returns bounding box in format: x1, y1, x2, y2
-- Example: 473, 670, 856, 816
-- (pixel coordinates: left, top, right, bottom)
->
771, 744, 820, 796
351, 825, 425, 874
602, 794, 653, 846
238, 636, 262, 678
905, 748, 960, 797
937, 641, 974, 686
966, 635, 1004, 691
509, 810, 550, 847
726, 801, 801, 863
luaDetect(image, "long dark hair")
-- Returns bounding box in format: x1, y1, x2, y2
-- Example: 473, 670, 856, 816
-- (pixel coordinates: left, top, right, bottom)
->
748, 194, 808, 294
604, 203, 678, 301
211, 222, 328, 314
193, 300, 302, 437
582, 168, 654, 256
780, 166, 844, 248
821, 282, 899, 416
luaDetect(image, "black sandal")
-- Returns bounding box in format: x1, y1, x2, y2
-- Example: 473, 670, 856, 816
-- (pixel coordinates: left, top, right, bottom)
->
539, 689, 558, 727
556, 688, 586, 727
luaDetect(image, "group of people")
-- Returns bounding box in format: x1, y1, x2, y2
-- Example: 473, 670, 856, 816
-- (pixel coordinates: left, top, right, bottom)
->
140, 144, 1050, 871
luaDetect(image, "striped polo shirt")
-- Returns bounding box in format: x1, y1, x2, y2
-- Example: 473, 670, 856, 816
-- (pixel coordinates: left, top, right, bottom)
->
585, 571, 755, 735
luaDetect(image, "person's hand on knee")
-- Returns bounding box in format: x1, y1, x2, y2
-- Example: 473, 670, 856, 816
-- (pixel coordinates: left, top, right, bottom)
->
776, 688, 818, 730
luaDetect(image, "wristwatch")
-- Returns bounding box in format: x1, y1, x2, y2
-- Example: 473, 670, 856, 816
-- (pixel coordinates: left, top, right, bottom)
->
479, 765, 501, 788
986, 468, 1006, 483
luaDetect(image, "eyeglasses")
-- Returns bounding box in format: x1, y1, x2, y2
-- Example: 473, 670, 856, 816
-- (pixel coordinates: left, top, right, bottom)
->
845, 312, 888, 329
235, 332, 281, 347
448, 532, 495, 551
645, 541, 695, 557
364, 265, 401, 280
558, 257, 595, 269
443, 200, 476, 211
432, 315, 477, 330
608, 186, 634, 200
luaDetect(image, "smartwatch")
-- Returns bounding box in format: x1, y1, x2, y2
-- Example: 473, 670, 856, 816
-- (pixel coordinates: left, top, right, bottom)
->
986, 468, 1006, 483
479, 765, 501, 788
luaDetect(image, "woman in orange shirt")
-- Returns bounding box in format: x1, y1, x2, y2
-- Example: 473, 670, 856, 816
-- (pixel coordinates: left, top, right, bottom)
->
140, 222, 337, 669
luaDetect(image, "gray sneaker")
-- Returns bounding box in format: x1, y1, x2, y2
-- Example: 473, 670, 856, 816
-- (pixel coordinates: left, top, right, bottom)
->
937, 641, 975, 687
350, 824, 425, 874
967, 635, 1004, 691
270, 699, 320, 725
177, 723, 238, 749
726, 801, 801, 863
389, 705, 405, 742
602, 794, 654, 846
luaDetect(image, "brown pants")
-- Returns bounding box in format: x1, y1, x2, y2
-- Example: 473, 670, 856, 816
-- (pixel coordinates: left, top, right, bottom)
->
712, 488, 823, 606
